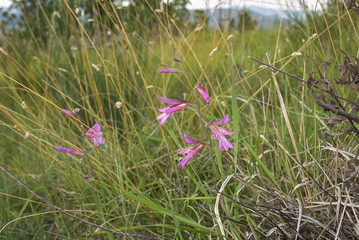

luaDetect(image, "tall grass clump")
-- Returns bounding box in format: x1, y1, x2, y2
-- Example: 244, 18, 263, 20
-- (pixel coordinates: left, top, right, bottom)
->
1, 0, 359, 239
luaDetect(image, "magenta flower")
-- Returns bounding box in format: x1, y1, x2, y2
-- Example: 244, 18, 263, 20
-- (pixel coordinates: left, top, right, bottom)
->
197, 86, 210, 104
84, 173, 93, 179
61, 109, 80, 120
158, 68, 175, 73
156, 95, 189, 125
86, 123, 105, 147
177, 132, 205, 168
57, 146, 84, 155
208, 114, 234, 151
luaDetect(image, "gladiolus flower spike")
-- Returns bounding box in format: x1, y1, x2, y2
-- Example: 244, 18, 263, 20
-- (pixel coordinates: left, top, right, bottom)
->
86, 123, 105, 147
208, 114, 234, 151
177, 132, 205, 168
57, 146, 84, 156
156, 95, 189, 125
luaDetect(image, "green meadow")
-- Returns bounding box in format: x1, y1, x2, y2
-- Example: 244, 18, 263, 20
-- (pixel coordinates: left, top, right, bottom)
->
1, 0, 359, 239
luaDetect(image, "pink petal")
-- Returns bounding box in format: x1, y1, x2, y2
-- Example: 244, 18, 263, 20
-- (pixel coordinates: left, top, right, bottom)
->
93, 136, 105, 147
57, 146, 84, 156
158, 68, 175, 73
177, 156, 191, 168
157, 113, 171, 125
91, 123, 101, 132
197, 86, 210, 104
217, 126, 234, 136
158, 106, 171, 113
164, 104, 188, 114
156, 113, 166, 120
178, 145, 200, 155
183, 132, 199, 145
213, 114, 230, 125
219, 135, 233, 152
157, 95, 186, 105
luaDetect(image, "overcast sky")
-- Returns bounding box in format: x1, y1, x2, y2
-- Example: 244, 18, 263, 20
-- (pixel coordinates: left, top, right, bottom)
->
0, 0, 320, 11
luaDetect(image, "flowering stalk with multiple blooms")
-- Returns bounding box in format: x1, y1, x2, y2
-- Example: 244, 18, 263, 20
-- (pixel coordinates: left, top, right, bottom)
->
156, 50, 234, 168
57, 109, 106, 178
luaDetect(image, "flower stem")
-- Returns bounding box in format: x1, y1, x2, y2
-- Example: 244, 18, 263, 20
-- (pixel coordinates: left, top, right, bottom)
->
193, 89, 216, 169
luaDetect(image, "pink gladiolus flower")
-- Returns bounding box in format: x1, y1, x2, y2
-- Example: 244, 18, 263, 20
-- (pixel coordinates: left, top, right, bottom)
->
86, 123, 105, 147
57, 146, 84, 155
197, 86, 210, 104
61, 109, 80, 120
177, 132, 205, 168
156, 95, 189, 125
158, 68, 175, 73
208, 114, 234, 151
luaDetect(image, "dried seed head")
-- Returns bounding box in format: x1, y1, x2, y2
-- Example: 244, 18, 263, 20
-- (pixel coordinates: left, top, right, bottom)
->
209, 47, 218, 57
226, 34, 234, 41
116, 101, 122, 109
212, 2, 222, 13
194, 24, 203, 32
24, 132, 30, 139
91, 64, 101, 71
291, 52, 302, 57
0, 47, 8, 56
21, 101, 26, 109
53, 11, 61, 18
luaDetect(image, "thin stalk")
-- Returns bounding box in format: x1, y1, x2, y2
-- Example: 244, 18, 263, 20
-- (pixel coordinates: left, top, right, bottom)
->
193, 88, 216, 169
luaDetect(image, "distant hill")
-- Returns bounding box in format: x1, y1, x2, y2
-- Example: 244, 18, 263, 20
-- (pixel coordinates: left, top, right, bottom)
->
198, 6, 306, 29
